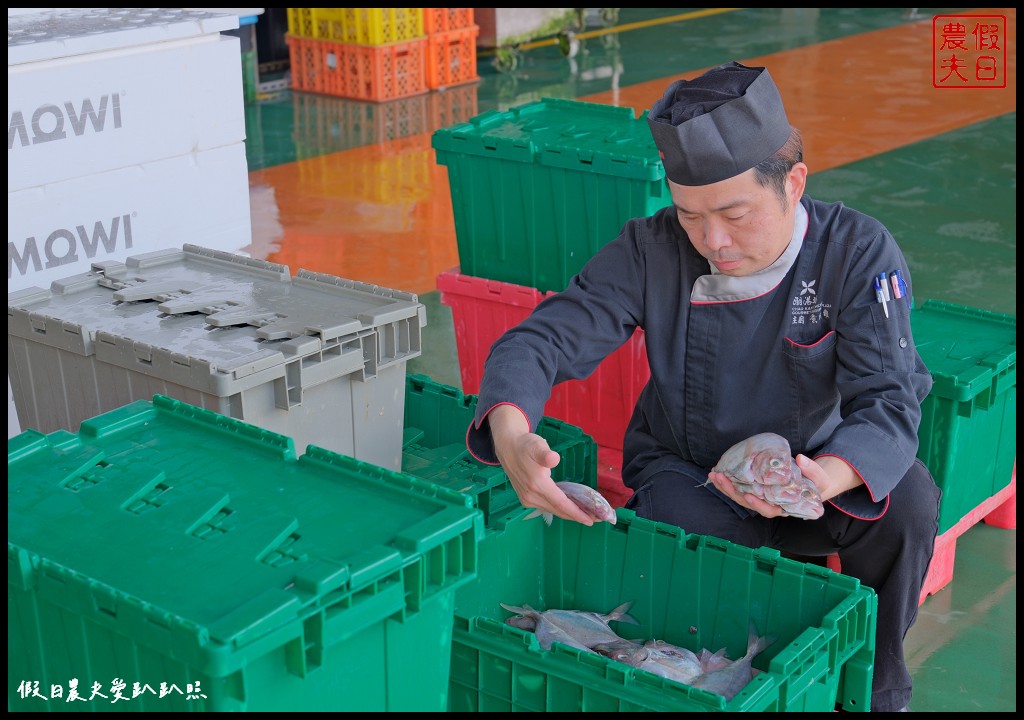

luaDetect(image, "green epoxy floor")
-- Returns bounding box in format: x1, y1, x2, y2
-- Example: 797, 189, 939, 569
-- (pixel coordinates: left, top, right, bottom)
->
243, 8, 1016, 711
806, 112, 1018, 317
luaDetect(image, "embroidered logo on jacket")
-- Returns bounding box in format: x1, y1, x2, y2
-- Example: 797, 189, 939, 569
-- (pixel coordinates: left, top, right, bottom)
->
791, 279, 831, 325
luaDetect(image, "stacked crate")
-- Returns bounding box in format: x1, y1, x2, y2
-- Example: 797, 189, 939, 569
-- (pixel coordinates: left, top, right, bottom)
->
422, 8, 480, 90
286, 8, 429, 102
432, 98, 673, 506
7, 8, 252, 439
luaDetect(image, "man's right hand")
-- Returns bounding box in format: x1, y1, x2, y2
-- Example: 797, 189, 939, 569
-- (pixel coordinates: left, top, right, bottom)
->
487, 404, 595, 525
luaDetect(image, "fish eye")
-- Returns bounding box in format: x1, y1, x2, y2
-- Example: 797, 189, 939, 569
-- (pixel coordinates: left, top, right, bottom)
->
769, 458, 784, 469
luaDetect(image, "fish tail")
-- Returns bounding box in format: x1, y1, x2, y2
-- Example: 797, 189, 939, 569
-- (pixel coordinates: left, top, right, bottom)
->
746, 621, 776, 659
500, 602, 533, 616
609, 600, 640, 625
524, 508, 554, 526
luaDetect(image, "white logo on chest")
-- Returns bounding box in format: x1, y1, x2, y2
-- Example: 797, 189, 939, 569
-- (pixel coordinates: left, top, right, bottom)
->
791, 279, 830, 325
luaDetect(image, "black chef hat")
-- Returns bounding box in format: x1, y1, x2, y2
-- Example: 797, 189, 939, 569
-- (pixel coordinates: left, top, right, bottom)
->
648, 61, 792, 186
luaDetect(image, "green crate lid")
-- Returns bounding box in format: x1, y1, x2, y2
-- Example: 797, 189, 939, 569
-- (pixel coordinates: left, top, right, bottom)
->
912, 300, 1016, 402
8, 395, 482, 676
431, 98, 666, 181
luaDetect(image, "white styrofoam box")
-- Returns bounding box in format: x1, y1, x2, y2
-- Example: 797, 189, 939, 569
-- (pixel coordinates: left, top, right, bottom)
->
9, 141, 252, 292
7, 141, 252, 438
8, 34, 245, 192
8, 9, 59, 18
8, 8, 238, 66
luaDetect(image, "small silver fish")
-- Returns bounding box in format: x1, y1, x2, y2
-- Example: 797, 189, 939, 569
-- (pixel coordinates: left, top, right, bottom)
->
525, 481, 617, 525
593, 637, 649, 665
637, 643, 704, 684
598, 638, 717, 686
595, 639, 703, 684
643, 639, 704, 681
711, 433, 824, 520
499, 600, 638, 652
689, 623, 775, 701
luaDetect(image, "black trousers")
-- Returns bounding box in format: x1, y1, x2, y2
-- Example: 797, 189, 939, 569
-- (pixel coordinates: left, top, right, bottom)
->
624, 458, 940, 713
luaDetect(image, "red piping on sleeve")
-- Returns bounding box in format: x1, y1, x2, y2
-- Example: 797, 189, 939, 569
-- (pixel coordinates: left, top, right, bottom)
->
465, 401, 529, 466
815, 452, 890, 520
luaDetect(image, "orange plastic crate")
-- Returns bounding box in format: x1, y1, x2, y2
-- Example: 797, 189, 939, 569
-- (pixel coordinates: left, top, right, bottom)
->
287, 8, 424, 44
422, 8, 475, 34
426, 25, 479, 90
287, 35, 428, 102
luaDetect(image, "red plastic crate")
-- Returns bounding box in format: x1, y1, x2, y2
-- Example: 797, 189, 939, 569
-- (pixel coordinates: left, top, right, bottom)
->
437, 267, 650, 451
426, 25, 480, 90
286, 34, 428, 102
597, 445, 633, 509
422, 8, 475, 34
981, 459, 1016, 529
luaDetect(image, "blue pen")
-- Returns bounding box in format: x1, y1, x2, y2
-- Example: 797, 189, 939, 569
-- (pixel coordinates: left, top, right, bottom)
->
873, 276, 889, 318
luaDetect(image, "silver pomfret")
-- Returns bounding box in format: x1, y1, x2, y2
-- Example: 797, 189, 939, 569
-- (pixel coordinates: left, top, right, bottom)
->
639, 644, 703, 684
499, 600, 638, 652
690, 624, 775, 701
526, 481, 617, 525
596, 638, 703, 684
712, 432, 825, 520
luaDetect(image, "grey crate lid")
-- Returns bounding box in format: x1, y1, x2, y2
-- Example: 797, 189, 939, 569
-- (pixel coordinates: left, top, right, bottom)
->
8, 8, 239, 66
7, 244, 424, 382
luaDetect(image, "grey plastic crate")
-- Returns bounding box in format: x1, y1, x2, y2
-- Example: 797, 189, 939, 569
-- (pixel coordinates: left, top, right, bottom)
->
7, 244, 425, 470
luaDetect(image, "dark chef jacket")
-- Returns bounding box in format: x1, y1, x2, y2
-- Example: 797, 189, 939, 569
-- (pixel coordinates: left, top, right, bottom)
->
467, 196, 933, 520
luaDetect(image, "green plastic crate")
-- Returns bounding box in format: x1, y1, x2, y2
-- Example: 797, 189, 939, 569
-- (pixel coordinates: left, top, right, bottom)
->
8, 395, 482, 712
448, 509, 877, 712
431, 98, 672, 293
401, 373, 599, 527
911, 300, 1016, 534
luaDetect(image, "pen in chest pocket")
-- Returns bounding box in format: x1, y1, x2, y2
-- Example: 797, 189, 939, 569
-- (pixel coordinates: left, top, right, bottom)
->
873, 274, 889, 318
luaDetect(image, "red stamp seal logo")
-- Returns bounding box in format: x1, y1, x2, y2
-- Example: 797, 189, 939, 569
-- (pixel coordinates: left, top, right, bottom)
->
933, 15, 1007, 88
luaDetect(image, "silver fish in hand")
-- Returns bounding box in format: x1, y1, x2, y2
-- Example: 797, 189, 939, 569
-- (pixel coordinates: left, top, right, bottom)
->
525, 481, 617, 525
711, 432, 824, 520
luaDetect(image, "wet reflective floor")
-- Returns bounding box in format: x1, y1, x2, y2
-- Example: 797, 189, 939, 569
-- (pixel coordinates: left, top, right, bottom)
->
243, 8, 1016, 712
